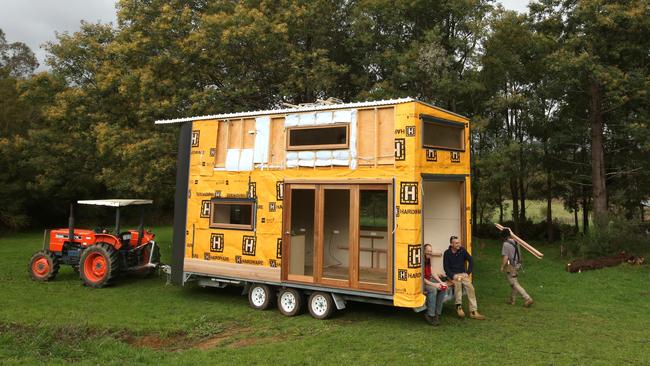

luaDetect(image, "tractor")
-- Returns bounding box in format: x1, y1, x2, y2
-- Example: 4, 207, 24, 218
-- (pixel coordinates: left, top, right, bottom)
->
28, 199, 161, 288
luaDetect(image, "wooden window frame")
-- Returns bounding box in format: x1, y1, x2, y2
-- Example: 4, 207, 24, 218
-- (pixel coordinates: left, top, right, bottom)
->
286, 124, 349, 151
209, 198, 256, 231
420, 115, 466, 152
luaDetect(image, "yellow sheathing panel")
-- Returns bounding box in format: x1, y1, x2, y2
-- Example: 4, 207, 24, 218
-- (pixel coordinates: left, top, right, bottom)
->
190, 120, 218, 177
183, 101, 469, 309
392, 102, 425, 308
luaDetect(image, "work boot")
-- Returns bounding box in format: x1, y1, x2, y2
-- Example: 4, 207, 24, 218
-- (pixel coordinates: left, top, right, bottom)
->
424, 313, 439, 326
433, 314, 440, 326
456, 305, 465, 318
524, 298, 534, 308
506, 297, 515, 305
469, 311, 486, 320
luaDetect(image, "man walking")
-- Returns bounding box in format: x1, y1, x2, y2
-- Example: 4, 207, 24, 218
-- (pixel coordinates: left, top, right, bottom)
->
443, 236, 485, 320
500, 228, 534, 307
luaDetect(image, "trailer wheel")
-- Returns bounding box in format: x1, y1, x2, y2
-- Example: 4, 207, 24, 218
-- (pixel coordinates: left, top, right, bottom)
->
80, 243, 119, 288
308, 292, 334, 320
277, 288, 302, 316
248, 283, 274, 310
28, 250, 59, 281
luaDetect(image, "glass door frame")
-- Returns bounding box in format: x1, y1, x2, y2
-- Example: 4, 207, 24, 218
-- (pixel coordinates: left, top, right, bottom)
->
357, 184, 393, 293
282, 183, 317, 284
282, 181, 393, 294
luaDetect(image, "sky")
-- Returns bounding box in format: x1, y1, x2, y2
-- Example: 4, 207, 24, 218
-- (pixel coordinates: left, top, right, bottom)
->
0, 0, 530, 72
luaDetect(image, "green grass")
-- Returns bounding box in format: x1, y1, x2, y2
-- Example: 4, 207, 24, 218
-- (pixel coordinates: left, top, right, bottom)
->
1, 228, 648, 365
489, 199, 578, 224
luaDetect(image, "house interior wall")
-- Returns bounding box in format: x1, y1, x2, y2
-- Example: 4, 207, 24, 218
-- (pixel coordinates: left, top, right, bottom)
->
423, 181, 462, 276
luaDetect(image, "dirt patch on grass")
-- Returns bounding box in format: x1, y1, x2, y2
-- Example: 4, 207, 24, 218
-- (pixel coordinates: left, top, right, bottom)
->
124, 331, 191, 351
126, 325, 287, 351
0, 321, 284, 353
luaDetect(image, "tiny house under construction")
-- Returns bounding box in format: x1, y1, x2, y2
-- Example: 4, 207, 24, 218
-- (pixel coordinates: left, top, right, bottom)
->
156, 98, 472, 318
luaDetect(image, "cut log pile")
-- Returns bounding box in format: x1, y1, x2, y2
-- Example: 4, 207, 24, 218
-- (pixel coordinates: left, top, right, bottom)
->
566, 253, 646, 273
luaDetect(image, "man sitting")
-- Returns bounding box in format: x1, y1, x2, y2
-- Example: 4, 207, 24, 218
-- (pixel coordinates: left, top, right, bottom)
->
443, 236, 486, 320
423, 243, 447, 326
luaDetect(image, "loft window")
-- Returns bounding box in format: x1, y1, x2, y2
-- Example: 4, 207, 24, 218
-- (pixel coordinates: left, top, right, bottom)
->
287, 125, 349, 150
210, 199, 255, 230
421, 116, 465, 151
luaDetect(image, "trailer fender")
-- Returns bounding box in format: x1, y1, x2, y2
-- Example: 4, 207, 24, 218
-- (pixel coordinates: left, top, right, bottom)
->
331, 293, 346, 310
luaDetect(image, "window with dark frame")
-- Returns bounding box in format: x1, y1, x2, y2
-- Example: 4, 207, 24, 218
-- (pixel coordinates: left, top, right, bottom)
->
210, 199, 255, 230
421, 117, 465, 151
287, 125, 349, 150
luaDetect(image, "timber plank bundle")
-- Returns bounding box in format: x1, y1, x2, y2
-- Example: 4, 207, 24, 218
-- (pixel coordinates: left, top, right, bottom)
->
495, 223, 544, 259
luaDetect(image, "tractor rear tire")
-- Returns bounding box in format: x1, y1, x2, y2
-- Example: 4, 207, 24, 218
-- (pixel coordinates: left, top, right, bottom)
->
80, 243, 119, 288
28, 250, 59, 281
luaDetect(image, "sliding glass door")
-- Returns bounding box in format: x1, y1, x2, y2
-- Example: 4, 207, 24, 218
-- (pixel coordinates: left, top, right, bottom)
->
283, 183, 392, 293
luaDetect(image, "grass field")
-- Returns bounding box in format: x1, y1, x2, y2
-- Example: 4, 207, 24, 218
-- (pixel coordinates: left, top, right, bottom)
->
1, 227, 648, 365
489, 199, 578, 225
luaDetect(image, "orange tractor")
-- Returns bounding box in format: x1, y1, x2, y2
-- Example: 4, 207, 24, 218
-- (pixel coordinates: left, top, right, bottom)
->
28, 199, 161, 288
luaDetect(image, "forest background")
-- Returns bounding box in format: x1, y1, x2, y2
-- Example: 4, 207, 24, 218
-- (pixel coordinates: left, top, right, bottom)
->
1, 0, 648, 258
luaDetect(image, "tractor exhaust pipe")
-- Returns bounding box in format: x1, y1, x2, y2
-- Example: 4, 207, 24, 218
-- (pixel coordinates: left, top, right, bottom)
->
115, 207, 120, 234
68, 203, 75, 243
137, 206, 145, 247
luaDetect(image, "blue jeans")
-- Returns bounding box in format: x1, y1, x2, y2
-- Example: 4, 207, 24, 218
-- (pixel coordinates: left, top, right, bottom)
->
425, 285, 444, 317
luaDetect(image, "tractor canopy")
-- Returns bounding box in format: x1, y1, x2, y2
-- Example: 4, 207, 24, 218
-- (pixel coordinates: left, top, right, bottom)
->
77, 199, 153, 207
72, 199, 153, 236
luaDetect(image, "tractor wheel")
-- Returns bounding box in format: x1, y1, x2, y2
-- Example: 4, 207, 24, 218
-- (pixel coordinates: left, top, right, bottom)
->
79, 243, 119, 288
28, 250, 59, 281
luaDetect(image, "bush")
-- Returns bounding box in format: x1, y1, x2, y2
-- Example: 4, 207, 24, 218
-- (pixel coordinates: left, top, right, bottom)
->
567, 215, 649, 258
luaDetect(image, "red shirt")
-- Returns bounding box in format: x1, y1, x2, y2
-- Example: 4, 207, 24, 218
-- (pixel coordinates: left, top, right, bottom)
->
425, 258, 432, 280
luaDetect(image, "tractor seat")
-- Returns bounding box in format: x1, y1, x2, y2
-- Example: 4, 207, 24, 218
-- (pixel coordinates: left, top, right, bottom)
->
94, 227, 108, 234
119, 232, 132, 247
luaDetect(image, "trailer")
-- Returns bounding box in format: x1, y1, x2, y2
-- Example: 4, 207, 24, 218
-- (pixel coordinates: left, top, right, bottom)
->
156, 98, 472, 319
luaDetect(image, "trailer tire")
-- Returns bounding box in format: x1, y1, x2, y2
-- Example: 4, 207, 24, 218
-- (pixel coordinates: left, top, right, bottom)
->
29, 250, 59, 281
248, 283, 274, 310
308, 292, 335, 320
79, 243, 119, 288
277, 288, 303, 316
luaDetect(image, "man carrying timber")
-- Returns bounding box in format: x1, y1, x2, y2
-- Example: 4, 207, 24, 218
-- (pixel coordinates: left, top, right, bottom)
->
500, 228, 534, 307
443, 236, 485, 320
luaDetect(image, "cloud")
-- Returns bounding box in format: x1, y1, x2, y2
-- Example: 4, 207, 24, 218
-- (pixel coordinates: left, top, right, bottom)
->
0, 0, 117, 71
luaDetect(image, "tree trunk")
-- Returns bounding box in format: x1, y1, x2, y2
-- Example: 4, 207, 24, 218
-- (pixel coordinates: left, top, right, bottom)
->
546, 170, 553, 242
589, 78, 608, 223
499, 200, 504, 223
582, 195, 589, 235
574, 204, 579, 234
471, 167, 478, 231
519, 176, 526, 223
498, 185, 504, 223
510, 177, 519, 233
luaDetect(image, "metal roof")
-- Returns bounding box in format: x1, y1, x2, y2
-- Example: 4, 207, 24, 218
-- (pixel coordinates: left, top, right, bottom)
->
154, 97, 467, 124
77, 199, 153, 207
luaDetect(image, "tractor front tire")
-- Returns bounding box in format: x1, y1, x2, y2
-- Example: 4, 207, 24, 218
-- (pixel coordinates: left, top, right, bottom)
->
29, 250, 59, 281
80, 243, 119, 288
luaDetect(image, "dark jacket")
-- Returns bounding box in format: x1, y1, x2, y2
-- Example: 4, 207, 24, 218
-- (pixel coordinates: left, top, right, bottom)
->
443, 245, 473, 279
